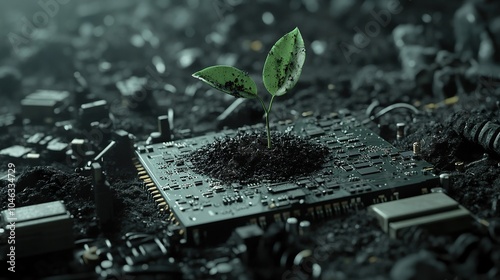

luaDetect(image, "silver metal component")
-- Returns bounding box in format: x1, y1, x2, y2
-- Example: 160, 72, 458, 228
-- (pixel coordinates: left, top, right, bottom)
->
93, 141, 116, 163
413, 141, 421, 156
396, 123, 406, 140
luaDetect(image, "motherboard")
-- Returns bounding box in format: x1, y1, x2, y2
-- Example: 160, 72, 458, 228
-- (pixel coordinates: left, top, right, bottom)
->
135, 113, 439, 243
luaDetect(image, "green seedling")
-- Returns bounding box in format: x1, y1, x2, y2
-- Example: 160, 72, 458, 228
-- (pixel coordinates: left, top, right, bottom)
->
192, 27, 306, 148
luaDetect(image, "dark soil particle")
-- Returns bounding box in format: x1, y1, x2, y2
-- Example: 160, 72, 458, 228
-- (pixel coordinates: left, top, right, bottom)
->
188, 131, 330, 183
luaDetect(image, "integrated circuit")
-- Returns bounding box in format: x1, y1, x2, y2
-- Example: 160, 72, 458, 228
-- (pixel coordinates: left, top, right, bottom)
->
135, 113, 439, 243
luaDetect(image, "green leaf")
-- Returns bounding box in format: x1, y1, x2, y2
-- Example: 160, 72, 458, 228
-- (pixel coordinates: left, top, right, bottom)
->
263, 27, 306, 96
192, 65, 257, 98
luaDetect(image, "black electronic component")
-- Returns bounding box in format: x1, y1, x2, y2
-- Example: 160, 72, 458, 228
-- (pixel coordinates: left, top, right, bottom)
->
369, 192, 472, 238
148, 115, 172, 144
231, 224, 264, 264
79, 100, 110, 128
92, 162, 114, 226
158, 115, 172, 141
70, 138, 87, 156
21, 90, 71, 124
0, 201, 73, 258
135, 113, 439, 243
112, 130, 136, 163
46, 138, 69, 160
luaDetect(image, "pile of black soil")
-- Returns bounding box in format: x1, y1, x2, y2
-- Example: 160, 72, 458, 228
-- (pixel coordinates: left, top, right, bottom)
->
0, 166, 95, 238
188, 131, 330, 183
0, 166, 163, 241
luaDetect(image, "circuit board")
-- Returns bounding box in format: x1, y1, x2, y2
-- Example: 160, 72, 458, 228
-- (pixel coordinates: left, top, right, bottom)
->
135, 113, 439, 243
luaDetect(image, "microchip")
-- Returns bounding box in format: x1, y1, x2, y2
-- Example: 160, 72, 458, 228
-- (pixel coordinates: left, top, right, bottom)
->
357, 166, 380, 176
306, 127, 325, 137
287, 189, 307, 200
268, 183, 300, 193
135, 113, 439, 244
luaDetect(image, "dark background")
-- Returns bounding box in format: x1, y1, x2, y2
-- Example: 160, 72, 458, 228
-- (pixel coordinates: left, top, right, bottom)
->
1, 0, 500, 279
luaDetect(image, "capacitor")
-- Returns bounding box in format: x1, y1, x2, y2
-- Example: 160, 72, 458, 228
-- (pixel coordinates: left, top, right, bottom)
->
286, 217, 299, 236
413, 141, 421, 156
299, 220, 311, 237
396, 123, 406, 140
439, 173, 450, 189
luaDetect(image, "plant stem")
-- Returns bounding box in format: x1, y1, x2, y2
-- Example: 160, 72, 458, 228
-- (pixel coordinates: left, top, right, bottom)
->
268, 95, 276, 113
257, 95, 272, 148
266, 95, 276, 148
265, 112, 271, 148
